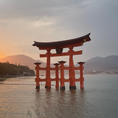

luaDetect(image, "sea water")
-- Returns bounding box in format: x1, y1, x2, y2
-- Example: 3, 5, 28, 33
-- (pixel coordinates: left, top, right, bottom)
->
0, 74, 117, 118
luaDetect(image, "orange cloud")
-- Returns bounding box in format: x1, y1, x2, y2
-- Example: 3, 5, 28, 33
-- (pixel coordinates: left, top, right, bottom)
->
0, 51, 6, 58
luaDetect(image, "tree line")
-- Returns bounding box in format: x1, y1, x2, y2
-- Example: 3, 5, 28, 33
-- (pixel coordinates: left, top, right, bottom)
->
0, 62, 34, 77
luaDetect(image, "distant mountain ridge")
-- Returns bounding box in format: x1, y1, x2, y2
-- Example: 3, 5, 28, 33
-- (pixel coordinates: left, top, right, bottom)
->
0, 54, 117, 74
84, 55, 118, 73
0, 55, 44, 69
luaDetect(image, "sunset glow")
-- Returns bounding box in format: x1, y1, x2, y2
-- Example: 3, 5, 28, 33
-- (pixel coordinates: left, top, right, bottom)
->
0, 0, 117, 61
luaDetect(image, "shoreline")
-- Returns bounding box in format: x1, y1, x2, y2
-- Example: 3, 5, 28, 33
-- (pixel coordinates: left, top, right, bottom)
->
0, 73, 117, 82
0, 75, 35, 81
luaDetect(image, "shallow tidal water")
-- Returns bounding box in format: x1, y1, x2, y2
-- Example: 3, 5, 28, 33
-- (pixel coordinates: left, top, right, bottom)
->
0, 74, 117, 118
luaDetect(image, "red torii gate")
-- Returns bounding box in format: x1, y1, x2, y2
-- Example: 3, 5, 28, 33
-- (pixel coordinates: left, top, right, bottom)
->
33, 33, 91, 90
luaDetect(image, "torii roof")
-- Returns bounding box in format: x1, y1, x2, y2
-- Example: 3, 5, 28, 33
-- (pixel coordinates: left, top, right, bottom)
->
33, 33, 91, 49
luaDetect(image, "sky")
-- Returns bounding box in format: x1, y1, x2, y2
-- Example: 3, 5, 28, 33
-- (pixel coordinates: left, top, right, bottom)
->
0, 0, 117, 63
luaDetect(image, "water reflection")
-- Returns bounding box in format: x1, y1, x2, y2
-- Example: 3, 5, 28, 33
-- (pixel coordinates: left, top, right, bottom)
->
33, 89, 86, 118
0, 75, 117, 118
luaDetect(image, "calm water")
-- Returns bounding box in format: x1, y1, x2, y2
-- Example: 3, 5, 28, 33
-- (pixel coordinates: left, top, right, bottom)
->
0, 74, 117, 118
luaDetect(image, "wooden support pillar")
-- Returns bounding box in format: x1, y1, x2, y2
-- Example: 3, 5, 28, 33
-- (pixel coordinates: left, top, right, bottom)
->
34, 62, 41, 89
45, 49, 51, 89
69, 47, 76, 90
54, 63, 59, 89
78, 62, 85, 89
59, 61, 66, 90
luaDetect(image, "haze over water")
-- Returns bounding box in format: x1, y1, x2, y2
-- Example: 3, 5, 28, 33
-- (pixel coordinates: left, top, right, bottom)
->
0, 74, 117, 118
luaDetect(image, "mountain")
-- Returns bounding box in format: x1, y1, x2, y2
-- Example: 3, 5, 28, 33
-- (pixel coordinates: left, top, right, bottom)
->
0, 55, 45, 69
84, 55, 118, 74
0, 54, 117, 74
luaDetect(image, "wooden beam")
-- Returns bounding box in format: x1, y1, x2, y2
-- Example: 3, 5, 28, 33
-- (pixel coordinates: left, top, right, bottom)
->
39, 67, 80, 70
39, 79, 46, 82
64, 79, 81, 82
38, 42, 83, 50
39, 78, 80, 82
39, 78, 57, 81
39, 67, 55, 70
64, 79, 69, 82
40, 50, 82, 57
75, 79, 80, 81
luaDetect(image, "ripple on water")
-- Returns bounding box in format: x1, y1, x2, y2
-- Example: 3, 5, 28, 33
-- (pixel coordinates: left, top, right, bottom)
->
0, 75, 117, 118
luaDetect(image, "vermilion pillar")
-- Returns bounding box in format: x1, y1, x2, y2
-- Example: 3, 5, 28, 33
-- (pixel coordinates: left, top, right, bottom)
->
45, 49, 51, 89
54, 63, 59, 89
59, 61, 66, 90
69, 47, 76, 90
78, 62, 85, 89
34, 62, 41, 89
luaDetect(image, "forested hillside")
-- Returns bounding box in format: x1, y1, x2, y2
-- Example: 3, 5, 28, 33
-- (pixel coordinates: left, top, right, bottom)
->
0, 62, 34, 77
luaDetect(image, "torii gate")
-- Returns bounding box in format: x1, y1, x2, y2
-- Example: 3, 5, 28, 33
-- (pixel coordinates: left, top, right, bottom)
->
33, 33, 91, 90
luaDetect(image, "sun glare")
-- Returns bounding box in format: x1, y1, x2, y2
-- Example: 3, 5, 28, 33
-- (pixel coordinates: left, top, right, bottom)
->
0, 52, 5, 59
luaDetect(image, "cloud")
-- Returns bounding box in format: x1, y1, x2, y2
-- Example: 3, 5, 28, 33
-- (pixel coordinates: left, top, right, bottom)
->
0, 0, 117, 61
0, 0, 84, 19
